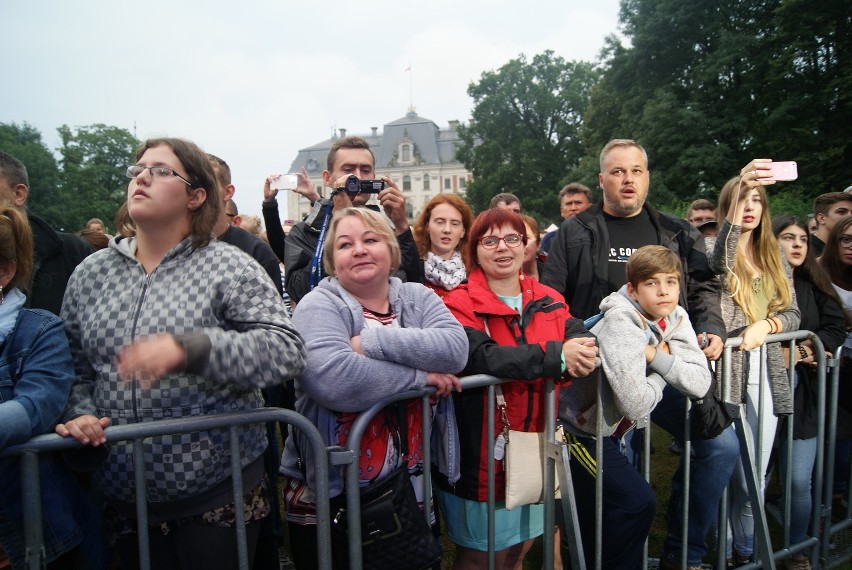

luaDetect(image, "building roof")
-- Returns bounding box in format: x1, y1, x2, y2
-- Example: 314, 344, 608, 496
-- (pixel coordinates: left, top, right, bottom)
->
287, 110, 463, 174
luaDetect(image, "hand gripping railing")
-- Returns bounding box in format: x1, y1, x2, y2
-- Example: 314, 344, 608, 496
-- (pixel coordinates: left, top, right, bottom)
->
333, 374, 576, 570
0, 408, 333, 570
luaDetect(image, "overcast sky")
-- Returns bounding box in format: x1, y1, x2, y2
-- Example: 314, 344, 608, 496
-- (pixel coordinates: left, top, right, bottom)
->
2, 0, 622, 222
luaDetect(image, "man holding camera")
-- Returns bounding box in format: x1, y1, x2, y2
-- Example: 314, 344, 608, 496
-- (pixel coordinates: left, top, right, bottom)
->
275, 136, 423, 306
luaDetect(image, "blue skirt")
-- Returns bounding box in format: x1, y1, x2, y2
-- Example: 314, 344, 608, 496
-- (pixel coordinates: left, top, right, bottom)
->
434, 487, 544, 551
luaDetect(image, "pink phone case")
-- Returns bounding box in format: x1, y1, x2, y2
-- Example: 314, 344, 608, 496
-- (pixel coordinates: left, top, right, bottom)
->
768, 161, 798, 181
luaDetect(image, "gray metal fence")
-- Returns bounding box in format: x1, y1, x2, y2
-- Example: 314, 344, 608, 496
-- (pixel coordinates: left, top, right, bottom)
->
0, 409, 333, 570
2, 332, 850, 570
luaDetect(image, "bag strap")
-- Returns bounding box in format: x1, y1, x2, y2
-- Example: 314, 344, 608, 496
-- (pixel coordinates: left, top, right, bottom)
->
483, 317, 511, 436
395, 401, 409, 461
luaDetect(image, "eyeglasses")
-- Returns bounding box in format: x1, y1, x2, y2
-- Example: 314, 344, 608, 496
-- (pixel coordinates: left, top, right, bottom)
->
840, 236, 852, 248
126, 165, 193, 187
478, 233, 523, 249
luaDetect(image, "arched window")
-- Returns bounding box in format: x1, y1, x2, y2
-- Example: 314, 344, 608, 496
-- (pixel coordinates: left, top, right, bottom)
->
401, 144, 411, 162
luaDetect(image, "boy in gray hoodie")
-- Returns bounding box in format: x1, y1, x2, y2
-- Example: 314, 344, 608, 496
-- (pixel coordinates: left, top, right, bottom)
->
558, 245, 712, 569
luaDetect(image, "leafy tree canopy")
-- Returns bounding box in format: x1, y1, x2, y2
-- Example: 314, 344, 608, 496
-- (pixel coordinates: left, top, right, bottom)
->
57, 124, 139, 232
575, 0, 850, 217
0, 122, 138, 231
0, 123, 63, 225
457, 51, 599, 225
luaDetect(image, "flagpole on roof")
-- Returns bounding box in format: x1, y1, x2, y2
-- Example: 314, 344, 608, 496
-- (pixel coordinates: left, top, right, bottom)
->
406, 63, 414, 113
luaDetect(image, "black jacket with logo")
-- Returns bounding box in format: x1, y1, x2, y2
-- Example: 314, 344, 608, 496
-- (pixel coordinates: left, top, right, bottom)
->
541, 201, 726, 340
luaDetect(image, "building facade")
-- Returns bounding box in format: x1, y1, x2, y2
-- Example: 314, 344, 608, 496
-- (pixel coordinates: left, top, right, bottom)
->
285, 110, 472, 222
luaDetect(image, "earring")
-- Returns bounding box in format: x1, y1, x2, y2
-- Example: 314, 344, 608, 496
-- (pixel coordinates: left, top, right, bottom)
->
0, 285, 4, 305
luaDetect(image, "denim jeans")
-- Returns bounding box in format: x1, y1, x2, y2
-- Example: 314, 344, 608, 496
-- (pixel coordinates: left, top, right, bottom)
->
778, 436, 817, 546
728, 350, 777, 559
652, 384, 740, 566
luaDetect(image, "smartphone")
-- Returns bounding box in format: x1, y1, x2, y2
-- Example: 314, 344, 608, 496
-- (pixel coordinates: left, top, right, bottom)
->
767, 161, 798, 182
270, 173, 298, 191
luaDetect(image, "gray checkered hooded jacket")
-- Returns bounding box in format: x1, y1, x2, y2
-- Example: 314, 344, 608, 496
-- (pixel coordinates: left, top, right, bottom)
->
61, 236, 305, 503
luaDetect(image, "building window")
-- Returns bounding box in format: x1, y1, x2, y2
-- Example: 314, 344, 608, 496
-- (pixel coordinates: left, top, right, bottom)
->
401, 144, 411, 162
402, 175, 411, 191
444, 178, 451, 190
406, 202, 414, 219
423, 174, 430, 190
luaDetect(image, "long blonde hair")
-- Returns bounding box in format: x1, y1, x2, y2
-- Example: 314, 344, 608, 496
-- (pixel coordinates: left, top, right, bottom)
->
717, 175, 793, 323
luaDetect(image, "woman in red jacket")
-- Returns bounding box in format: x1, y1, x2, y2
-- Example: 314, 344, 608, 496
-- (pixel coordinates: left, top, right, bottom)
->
438, 208, 598, 569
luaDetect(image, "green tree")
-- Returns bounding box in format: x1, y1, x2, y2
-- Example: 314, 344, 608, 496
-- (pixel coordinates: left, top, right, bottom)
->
57, 124, 139, 231
0, 122, 63, 225
456, 51, 600, 224
577, 0, 850, 212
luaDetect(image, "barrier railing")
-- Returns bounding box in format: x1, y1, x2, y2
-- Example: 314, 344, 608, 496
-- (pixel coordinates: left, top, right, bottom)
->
0, 409, 333, 570
3, 331, 850, 570
822, 345, 851, 567
719, 331, 827, 570
593, 330, 837, 570
333, 374, 582, 570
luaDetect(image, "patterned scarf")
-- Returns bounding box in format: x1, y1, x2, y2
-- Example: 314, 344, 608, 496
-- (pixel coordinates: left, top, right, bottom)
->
424, 251, 466, 291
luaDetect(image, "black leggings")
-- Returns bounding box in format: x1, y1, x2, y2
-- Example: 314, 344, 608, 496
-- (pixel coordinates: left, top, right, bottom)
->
115, 519, 261, 570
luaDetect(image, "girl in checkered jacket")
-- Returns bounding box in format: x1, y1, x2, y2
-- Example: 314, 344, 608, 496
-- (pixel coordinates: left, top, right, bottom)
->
55, 138, 305, 570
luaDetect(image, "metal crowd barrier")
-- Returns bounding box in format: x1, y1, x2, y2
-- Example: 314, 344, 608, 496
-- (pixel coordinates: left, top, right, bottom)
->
600, 329, 851, 570
4, 334, 850, 570
821, 344, 851, 567
624, 330, 840, 570
720, 331, 826, 570
334, 374, 579, 570
0, 409, 333, 570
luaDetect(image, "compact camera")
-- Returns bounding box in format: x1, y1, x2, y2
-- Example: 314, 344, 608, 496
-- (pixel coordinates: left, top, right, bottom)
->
343, 175, 385, 194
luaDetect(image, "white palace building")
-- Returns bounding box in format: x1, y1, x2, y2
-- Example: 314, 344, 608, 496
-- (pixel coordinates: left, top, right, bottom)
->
285, 109, 472, 222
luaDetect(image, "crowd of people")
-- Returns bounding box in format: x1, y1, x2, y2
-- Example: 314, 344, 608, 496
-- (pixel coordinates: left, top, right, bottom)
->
0, 134, 849, 570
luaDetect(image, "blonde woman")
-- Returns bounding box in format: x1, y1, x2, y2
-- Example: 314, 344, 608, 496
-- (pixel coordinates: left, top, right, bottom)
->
709, 160, 799, 564
281, 207, 467, 569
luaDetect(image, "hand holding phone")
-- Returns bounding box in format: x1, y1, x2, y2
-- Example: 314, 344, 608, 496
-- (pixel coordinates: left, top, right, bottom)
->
269, 174, 299, 191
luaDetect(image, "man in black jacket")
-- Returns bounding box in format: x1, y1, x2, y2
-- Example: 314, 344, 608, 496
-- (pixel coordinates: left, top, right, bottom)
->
272, 136, 423, 307
0, 151, 92, 315
542, 139, 736, 570
208, 155, 282, 296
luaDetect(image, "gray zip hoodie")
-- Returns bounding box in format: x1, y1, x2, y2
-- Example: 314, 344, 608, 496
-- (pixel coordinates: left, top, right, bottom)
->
560, 286, 712, 437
